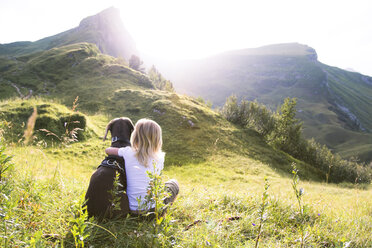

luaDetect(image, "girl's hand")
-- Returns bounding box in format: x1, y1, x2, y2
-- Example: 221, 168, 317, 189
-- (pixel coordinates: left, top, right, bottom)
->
105, 147, 119, 156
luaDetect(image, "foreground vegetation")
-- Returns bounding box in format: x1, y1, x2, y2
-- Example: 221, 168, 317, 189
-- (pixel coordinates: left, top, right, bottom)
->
1, 94, 371, 247
1, 131, 371, 247
0, 92, 370, 247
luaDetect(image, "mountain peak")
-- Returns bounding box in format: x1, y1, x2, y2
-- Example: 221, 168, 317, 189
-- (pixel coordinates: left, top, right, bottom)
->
0, 7, 138, 60
226, 43, 318, 61
79, 7, 120, 28
258, 43, 317, 59
77, 7, 138, 60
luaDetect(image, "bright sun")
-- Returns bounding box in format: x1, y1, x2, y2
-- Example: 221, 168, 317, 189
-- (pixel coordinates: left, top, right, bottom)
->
116, 0, 290, 59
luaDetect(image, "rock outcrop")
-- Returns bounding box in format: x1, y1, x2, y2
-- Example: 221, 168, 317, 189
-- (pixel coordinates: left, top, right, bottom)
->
78, 7, 138, 60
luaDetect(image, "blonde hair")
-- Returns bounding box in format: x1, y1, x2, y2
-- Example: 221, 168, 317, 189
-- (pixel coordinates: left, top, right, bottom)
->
130, 119, 163, 167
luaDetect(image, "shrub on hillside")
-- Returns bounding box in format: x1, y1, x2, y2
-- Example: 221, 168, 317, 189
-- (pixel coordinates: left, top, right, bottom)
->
148, 65, 175, 92
220, 95, 241, 124
269, 98, 302, 157
129, 55, 145, 73
221, 95, 372, 184
220, 95, 275, 135
305, 139, 371, 183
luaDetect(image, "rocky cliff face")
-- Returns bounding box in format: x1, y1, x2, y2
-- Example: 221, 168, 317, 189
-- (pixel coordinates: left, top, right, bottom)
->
306, 47, 318, 61
78, 7, 138, 60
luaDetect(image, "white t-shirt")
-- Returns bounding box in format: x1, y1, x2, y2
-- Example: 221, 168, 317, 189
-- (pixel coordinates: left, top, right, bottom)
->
118, 146, 165, 211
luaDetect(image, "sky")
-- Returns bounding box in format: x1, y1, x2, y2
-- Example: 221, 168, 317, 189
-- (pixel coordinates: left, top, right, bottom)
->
1, 0, 372, 76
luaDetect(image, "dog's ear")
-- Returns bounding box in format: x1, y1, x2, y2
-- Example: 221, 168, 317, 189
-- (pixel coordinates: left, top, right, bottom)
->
121, 117, 134, 134
103, 119, 115, 141
128, 119, 134, 134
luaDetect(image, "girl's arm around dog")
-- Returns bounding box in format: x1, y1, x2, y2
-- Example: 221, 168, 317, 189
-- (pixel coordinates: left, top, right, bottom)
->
105, 147, 119, 156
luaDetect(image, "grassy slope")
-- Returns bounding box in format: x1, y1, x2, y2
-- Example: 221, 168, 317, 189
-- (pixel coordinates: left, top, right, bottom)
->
0, 7, 136, 60
0, 43, 317, 176
158, 43, 372, 163
1, 91, 370, 247
0, 42, 371, 246
0, 23, 96, 57
2, 42, 371, 163
0, 43, 152, 112
1, 93, 317, 179
3, 140, 371, 247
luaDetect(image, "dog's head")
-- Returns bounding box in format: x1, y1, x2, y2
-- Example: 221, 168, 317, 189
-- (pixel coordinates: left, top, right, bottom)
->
103, 117, 134, 147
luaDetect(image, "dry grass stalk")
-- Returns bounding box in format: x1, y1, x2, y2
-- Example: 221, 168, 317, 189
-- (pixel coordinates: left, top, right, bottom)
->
72, 96, 79, 111
24, 106, 37, 145
65, 96, 79, 136
38, 129, 62, 141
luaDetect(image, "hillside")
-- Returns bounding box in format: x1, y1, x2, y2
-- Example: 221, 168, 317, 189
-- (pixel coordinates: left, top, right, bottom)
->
0, 41, 317, 179
0, 42, 152, 111
1, 94, 318, 180
154, 43, 372, 162
0, 7, 137, 60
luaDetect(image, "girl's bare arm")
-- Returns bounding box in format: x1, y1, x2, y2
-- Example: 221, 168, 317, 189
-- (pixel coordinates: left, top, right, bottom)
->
105, 147, 119, 156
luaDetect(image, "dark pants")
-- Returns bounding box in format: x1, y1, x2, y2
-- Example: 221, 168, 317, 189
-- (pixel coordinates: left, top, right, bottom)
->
130, 179, 179, 218
164, 179, 179, 205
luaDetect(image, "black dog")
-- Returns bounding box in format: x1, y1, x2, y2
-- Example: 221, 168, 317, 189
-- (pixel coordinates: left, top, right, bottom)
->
84, 117, 134, 219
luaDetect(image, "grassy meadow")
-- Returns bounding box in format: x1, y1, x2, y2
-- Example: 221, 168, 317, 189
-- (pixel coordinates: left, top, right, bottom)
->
1, 114, 371, 247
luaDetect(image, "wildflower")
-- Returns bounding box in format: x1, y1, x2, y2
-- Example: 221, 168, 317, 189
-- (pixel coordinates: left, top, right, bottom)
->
299, 188, 304, 196
262, 213, 268, 220
252, 223, 256, 226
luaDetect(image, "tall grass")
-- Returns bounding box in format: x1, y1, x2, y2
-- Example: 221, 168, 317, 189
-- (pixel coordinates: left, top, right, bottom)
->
254, 177, 270, 248
0, 143, 371, 247
0, 138, 14, 248
291, 163, 307, 247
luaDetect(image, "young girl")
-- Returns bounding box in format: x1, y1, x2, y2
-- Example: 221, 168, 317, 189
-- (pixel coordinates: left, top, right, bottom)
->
105, 118, 178, 213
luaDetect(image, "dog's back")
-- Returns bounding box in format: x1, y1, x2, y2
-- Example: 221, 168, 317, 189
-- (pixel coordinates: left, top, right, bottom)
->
84, 117, 134, 219
85, 165, 116, 218
85, 156, 130, 219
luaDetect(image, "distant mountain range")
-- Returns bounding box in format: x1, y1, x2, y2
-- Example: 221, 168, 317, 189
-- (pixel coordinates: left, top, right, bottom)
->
154, 43, 372, 162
